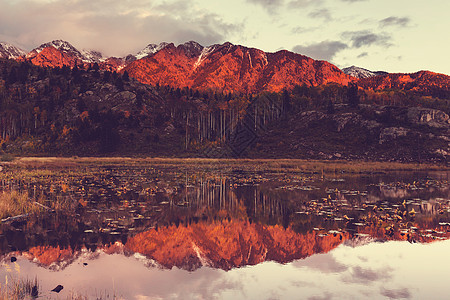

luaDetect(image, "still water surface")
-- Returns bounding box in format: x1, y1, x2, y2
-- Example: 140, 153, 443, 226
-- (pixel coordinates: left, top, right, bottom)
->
0, 162, 448, 299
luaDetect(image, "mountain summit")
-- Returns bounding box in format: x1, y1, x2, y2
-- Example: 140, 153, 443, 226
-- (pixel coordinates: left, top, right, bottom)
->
0, 42, 27, 59
342, 66, 387, 78
135, 42, 171, 60
25, 40, 105, 67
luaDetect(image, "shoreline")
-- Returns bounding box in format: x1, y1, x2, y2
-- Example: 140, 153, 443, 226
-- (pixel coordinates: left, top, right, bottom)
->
2, 156, 448, 173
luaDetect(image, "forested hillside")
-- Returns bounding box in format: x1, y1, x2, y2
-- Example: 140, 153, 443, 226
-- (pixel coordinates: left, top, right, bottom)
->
0, 59, 449, 162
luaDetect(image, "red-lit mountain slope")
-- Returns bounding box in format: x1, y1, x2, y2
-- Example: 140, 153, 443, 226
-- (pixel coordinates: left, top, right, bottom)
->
124, 42, 354, 93
358, 71, 450, 93
8, 39, 450, 94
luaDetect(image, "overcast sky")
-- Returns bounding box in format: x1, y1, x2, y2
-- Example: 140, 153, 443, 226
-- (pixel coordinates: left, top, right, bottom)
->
0, 0, 448, 74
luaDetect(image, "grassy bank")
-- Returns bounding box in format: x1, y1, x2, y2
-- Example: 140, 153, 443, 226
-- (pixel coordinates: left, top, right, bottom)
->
5, 157, 449, 174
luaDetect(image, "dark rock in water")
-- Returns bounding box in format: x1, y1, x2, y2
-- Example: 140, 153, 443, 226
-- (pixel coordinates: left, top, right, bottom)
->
31, 285, 39, 297
51, 285, 64, 293
83, 262, 88, 266
10, 256, 17, 262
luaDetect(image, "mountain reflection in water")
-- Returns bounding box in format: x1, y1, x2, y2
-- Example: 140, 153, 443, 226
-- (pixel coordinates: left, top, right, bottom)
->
2, 239, 450, 299
0, 164, 449, 298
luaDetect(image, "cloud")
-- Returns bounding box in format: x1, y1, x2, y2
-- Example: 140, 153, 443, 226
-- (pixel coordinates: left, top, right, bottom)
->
342, 30, 392, 48
380, 287, 411, 299
0, 0, 239, 56
288, 0, 323, 8
308, 8, 332, 21
357, 52, 368, 58
340, 0, 368, 2
293, 40, 348, 61
154, 0, 191, 14
342, 266, 393, 284
247, 0, 322, 13
379, 16, 410, 27
246, 0, 284, 12
308, 292, 334, 300
292, 253, 348, 273
291, 26, 319, 34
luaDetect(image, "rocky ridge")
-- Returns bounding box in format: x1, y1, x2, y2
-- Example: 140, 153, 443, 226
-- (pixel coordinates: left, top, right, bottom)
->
3, 39, 450, 95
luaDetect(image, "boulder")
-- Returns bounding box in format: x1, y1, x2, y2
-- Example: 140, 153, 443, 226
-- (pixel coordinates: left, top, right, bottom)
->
379, 127, 409, 144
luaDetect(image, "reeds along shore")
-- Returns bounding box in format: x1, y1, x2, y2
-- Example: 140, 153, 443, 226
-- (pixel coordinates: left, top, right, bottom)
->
3, 157, 448, 174
0, 191, 39, 220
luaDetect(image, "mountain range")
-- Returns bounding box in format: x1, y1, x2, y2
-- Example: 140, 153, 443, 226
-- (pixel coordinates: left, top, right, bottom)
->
1, 39, 449, 93
3, 219, 446, 272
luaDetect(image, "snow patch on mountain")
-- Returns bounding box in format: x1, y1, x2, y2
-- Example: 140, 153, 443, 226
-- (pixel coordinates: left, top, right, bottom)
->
0, 42, 27, 59
193, 45, 216, 69
81, 49, 105, 63
342, 66, 376, 78
133, 252, 162, 269
178, 41, 204, 58
261, 52, 268, 68
31, 40, 81, 56
135, 42, 170, 59
344, 235, 382, 248
27, 40, 105, 63
342, 66, 387, 79
191, 242, 212, 267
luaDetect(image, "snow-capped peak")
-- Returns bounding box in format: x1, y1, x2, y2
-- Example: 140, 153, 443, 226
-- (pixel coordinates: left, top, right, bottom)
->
33, 40, 80, 55
0, 42, 27, 59
26, 39, 85, 61
81, 49, 105, 63
342, 66, 376, 78
342, 66, 387, 79
178, 41, 204, 58
182, 41, 203, 51
27, 40, 105, 63
344, 235, 380, 248
135, 42, 170, 60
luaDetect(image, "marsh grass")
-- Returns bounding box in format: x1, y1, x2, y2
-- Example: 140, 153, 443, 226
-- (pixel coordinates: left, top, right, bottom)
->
0, 277, 39, 300
10, 157, 448, 174
0, 157, 445, 220
0, 154, 15, 162
67, 291, 120, 300
0, 191, 44, 220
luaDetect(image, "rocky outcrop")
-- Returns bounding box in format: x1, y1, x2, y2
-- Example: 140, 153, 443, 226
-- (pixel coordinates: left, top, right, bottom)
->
252, 105, 450, 162
379, 127, 409, 144
407, 107, 450, 128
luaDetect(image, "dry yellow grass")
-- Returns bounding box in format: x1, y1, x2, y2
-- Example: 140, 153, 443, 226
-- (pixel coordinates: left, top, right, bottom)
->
0, 191, 41, 220
0, 277, 39, 300
9, 157, 448, 173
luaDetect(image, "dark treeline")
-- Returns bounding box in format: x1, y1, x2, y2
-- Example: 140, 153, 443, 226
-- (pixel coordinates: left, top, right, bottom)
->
0, 59, 448, 156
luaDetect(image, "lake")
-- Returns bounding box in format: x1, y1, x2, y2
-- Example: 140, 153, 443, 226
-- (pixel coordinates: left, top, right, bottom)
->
0, 159, 449, 299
